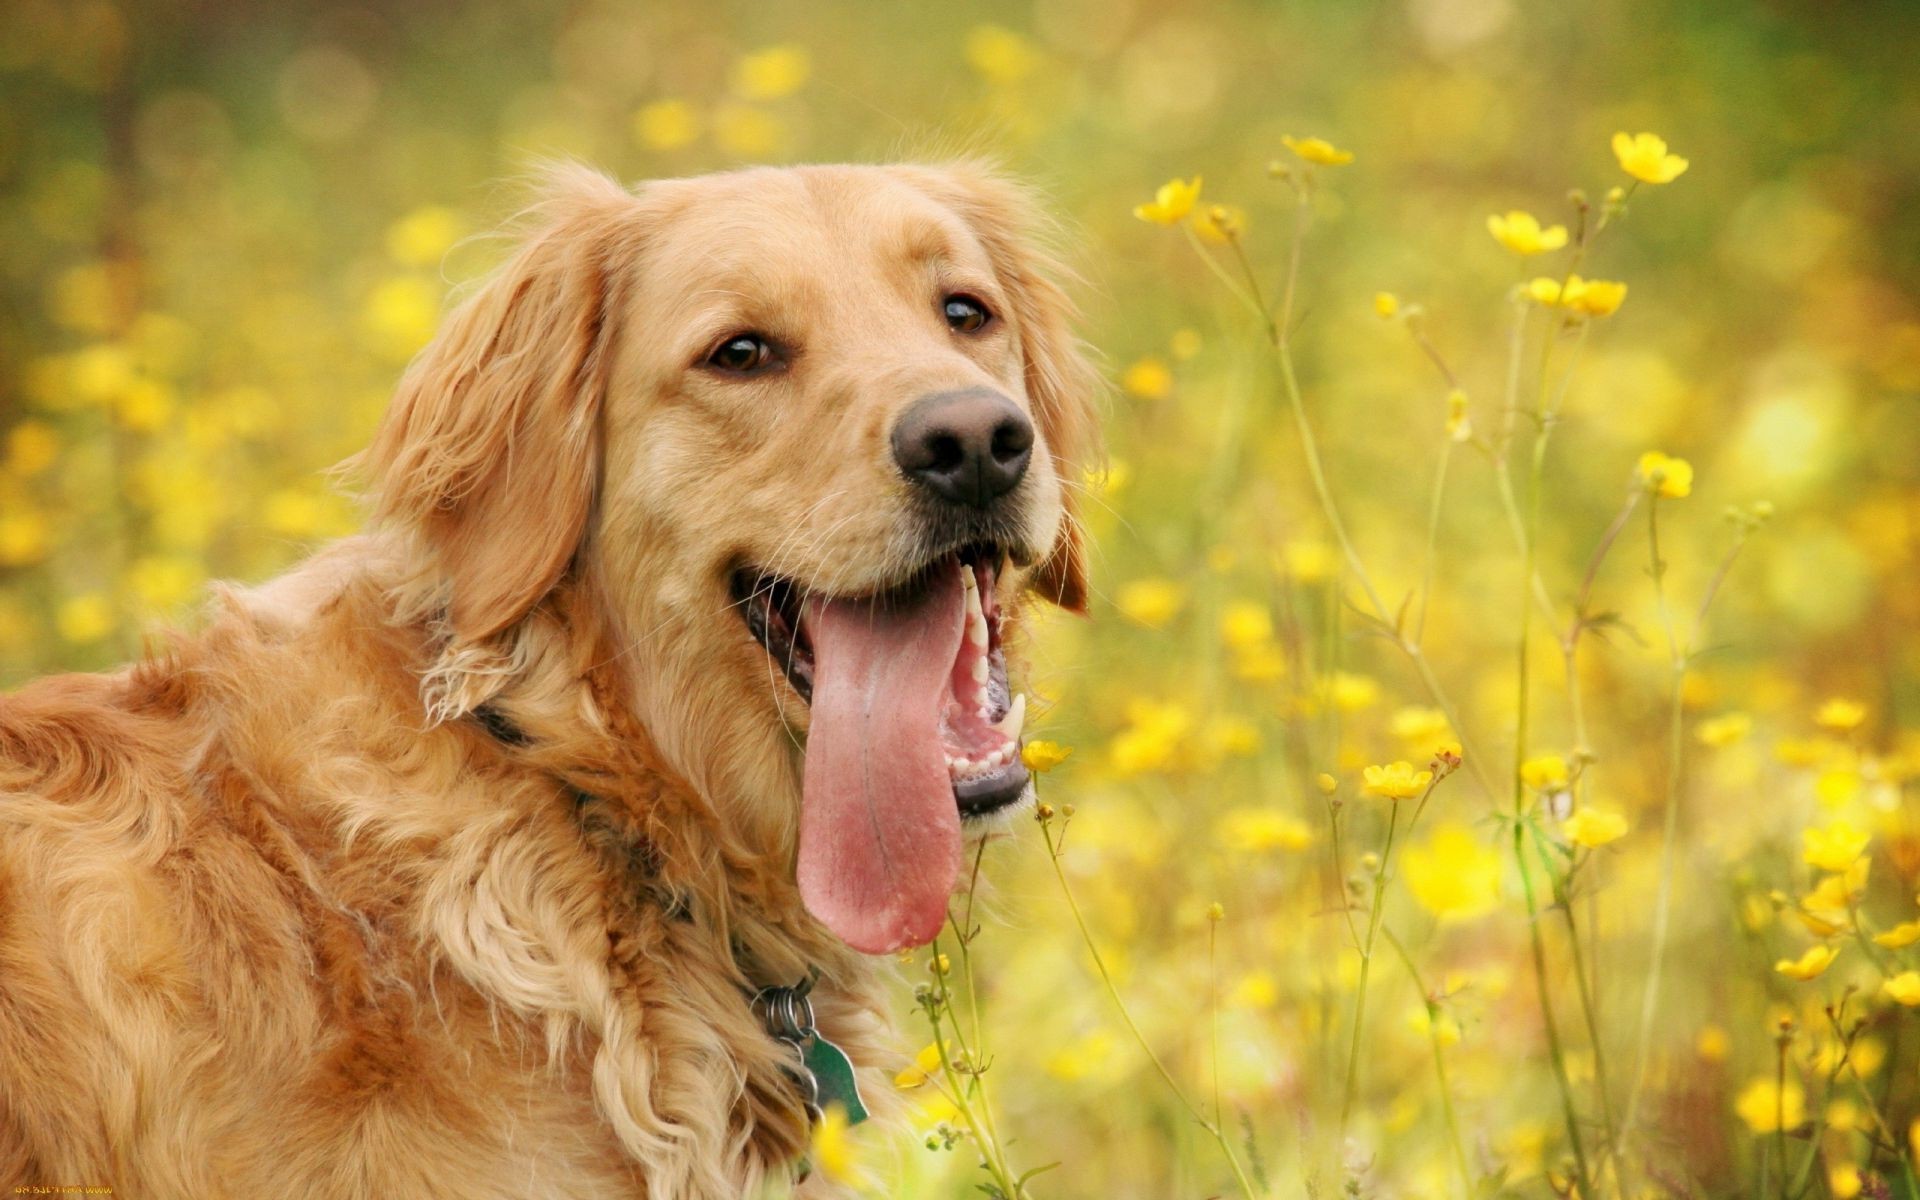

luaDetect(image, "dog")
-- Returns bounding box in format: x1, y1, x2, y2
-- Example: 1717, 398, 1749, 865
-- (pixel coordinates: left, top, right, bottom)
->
0, 161, 1095, 1198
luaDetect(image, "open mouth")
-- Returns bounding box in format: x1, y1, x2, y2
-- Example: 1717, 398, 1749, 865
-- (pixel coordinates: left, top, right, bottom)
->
732, 542, 1032, 954
731, 542, 1031, 817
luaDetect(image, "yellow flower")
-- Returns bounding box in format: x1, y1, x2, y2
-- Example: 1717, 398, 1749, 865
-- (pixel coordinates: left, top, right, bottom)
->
1216, 808, 1313, 852
1315, 772, 1339, 795
1389, 706, 1452, 747
56, 593, 115, 644
1734, 1077, 1805, 1133
1520, 754, 1569, 791
1168, 328, 1203, 360
1487, 210, 1569, 256
1444, 389, 1472, 442
1281, 134, 1354, 166
1872, 919, 1920, 950
728, 45, 811, 101
1802, 820, 1870, 873
1403, 822, 1502, 920
1121, 356, 1174, 400
1526, 274, 1627, 317
384, 205, 465, 268
1637, 451, 1694, 499
1696, 1025, 1731, 1062
1329, 672, 1379, 712
1021, 740, 1072, 773
711, 102, 785, 157
1134, 176, 1202, 226
1883, 972, 1920, 1006
1697, 712, 1753, 748
963, 24, 1041, 85
5, 419, 60, 476
1362, 761, 1433, 800
633, 99, 700, 151
1612, 131, 1690, 185
1283, 539, 1336, 582
1192, 203, 1246, 244
1115, 578, 1185, 628
1206, 901, 1225, 922
1774, 944, 1840, 981
1373, 291, 1399, 318
1563, 807, 1628, 849
808, 1102, 858, 1183
894, 1042, 943, 1088
0, 512, 50, 567
1828, 1164, 1862, 1200
1220, 601, 1273, 649
1815, 698, 1868, 731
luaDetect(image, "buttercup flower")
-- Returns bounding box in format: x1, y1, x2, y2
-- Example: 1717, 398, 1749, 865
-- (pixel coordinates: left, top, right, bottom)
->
1882, 972, 1920, 1006
1021, 740, 1073, 773
1872, 919, 1920, 949
1802, 820, 1870, 872
1487, 210, 1569, 256
1612, 131, 1690, 184
894, 1043, 944, 1088
1373, 291, 1400, 318
1734, 1078, 1805, 1133
1815, 699, 1867, 731
1638, 451, 1694, 498
1563, 807, 1628, 848
1134, 177, 1202, 225
1520, 754, 1569, 791
1193, 203, 1246, 244
1773, 944, 1839, 981
1697, 712, 1752, 747
1121, 356, 1174, 400
1526, 274, 1628, 317
1362, 761, 1433, 800
1280, 135, 1354, 166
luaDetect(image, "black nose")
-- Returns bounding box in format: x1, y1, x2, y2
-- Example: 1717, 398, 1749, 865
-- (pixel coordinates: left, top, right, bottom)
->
891, 389, 1034, 509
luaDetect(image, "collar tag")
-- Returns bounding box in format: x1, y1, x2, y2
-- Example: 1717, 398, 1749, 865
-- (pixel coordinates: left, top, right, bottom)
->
756, 977, 869, 1126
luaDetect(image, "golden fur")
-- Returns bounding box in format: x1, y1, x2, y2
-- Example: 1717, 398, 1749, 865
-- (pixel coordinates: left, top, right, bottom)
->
0, 163, 1095, 1198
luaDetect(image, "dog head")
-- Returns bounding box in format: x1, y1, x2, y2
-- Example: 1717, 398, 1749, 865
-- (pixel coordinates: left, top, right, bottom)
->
364, 163, 1096, 954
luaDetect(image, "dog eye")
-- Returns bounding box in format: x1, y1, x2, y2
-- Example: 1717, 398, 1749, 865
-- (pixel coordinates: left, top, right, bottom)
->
707, 334, 777, 375
943, 295, 992, 334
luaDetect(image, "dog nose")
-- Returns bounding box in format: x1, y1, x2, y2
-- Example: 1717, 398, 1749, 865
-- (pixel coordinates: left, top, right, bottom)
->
891, 390, 1034, 509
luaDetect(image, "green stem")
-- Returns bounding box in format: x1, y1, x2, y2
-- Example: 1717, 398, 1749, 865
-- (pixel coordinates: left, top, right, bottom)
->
1380, 925, 1472, 1191
1339, 799, 1405, 1133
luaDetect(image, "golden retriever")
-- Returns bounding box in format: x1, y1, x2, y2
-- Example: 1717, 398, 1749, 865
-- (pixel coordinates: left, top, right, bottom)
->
0, 162, 1094, 1198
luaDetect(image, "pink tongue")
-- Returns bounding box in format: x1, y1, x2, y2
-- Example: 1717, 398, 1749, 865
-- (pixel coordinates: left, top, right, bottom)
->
797, 561, 965, 954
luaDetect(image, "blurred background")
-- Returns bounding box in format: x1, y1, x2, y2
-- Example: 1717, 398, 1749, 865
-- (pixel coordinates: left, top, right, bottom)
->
3, 0, 1918, 1195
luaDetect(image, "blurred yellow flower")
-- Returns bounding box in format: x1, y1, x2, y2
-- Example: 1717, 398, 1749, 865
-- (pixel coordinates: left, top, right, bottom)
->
1389, 706, 1451, 747
728, 46, 811, 101
1316, 772, 1338, 795
1734, 1077, 1805, 1133
633, 99, 700, 151
1773, 944, 1839, 981
385, 205, 464, 267
362, 275, 442, 361
1563, 807, 1628, 848
711, 102, 784, 157
1776, 737, 1835, 768
1362, 761, 1432, 800
1612, 131, 1690, 184
0, 512, 51, 567
1697, 712, 1753, 747
1828, 1165, 1862, 1200
1872, 919, 1920, 949
1044, 1030, 1114, 1081
1233, 643, 1288, 682
126, 556, 203, 610
1696, 1024, 1731, 1062
1527, 274, 1628, 317
1815, 698, 1867, 731
1520, 754, 1569, 791
1487, 210, 1568, 256
1216, 808, 1313, 852
1281, 134, 1354, 166
6, 420, 61, 476
1021, 740, 1072, 773
1445, 389, 1472, 442
1168, 328, 1203, 360
1802, 820, 1870, 872
1133, 176, 1202, 226
1329, 672, 1379, 712
1109, 700, 1191, 775
56, 593, 115, 644
1193, 204, 1246, 244
1227, 971, 1278, 1009
809, 1102, 858, 1183
1283, 540, 1337, 582
1403, 822, 1502, 920
964, 25, 1041, 85
1115, 578, 1186, 627
1121, 356, 1174, 400
1220, 600, 1273, 649
1637, 451, 1694, 498
1883, 972, 1920, 1006
1373, 291, 1399, 318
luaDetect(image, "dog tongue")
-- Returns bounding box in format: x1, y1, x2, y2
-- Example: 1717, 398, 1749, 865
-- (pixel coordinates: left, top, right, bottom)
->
798, 561, 965, 954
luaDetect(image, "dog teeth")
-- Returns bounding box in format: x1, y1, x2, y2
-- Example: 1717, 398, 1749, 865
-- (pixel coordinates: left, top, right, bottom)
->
991, 693, 1026, 741
970, 656, 988, 684
963, 569, 989, 647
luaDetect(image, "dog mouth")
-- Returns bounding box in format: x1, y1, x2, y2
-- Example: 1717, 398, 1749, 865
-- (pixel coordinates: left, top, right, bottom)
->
731, 543, 1031, 954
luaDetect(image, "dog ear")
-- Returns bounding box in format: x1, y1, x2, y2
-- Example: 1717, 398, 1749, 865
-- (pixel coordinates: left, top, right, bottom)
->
915, 162, 1100, 613
363, 165, 639, 643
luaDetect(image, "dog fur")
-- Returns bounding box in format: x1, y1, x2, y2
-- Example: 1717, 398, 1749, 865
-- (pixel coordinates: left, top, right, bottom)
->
0, 162, 1095, 1198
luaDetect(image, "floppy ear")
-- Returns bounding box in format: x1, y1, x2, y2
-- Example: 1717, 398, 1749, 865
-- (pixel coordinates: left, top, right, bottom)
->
362, 165, 639, 643
913, 162, 1100, 613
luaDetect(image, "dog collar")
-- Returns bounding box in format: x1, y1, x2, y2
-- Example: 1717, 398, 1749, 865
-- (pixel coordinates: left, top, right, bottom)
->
754, 974, 869, 1127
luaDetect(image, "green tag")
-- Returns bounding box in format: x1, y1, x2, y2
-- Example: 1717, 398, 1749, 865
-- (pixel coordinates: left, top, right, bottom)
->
802, 1032, 869, 1125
